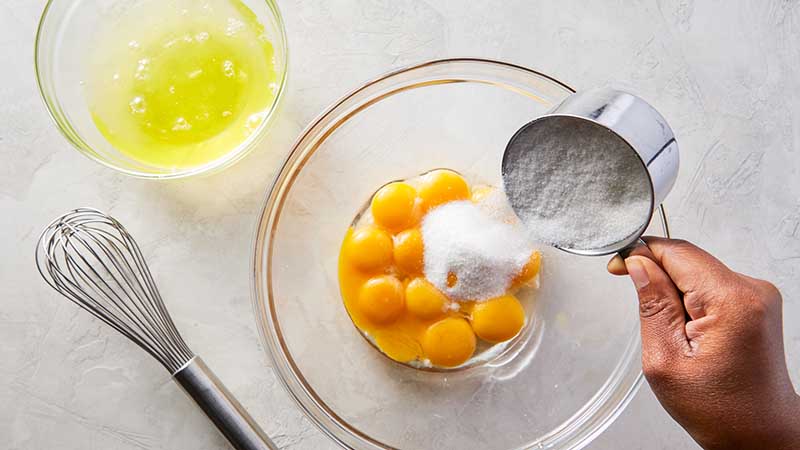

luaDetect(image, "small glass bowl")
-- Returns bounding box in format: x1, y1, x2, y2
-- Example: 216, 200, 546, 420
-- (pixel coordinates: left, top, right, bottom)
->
252, 58, 670, 449
35, 0, 288, 179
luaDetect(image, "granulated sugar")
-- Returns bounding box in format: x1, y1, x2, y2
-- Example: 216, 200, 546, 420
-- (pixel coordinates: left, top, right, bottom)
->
503, 117, 652, 250
422, 201, 531, 301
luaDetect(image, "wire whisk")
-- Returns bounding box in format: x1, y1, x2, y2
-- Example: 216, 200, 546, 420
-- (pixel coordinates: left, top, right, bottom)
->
35, 208, 275, 450
36, 208, 193, 373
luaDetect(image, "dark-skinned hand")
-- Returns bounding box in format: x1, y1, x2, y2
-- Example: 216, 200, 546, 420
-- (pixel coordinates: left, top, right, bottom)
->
607, 237, 800, 450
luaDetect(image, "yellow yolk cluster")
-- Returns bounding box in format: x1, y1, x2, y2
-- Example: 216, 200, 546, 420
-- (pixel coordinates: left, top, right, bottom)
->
338, 170, 541, 368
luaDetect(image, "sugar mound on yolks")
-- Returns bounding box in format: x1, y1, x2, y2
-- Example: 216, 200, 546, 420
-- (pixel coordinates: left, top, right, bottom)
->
338, 169, 541, 368
422, 200, 532, 301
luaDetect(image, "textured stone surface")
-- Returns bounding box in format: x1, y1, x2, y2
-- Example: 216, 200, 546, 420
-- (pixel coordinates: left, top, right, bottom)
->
2, 0, 799, 449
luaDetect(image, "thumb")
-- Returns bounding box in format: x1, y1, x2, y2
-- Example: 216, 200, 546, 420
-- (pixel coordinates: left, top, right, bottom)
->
625, 256, 690, 364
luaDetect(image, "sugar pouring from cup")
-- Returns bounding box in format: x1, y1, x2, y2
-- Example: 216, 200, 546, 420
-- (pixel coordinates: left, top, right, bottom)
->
502, 87, 679, 256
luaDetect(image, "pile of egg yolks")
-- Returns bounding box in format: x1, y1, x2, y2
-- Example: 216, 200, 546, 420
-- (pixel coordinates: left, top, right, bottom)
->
338, 169, 542, 368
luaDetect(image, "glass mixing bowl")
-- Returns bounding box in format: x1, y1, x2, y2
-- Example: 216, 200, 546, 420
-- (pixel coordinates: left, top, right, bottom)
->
35, 0, 288, 179
252, 58, 670, 449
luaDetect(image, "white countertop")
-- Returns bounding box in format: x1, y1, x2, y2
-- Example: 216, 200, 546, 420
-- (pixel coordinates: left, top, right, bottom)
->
3, 0, 798, 449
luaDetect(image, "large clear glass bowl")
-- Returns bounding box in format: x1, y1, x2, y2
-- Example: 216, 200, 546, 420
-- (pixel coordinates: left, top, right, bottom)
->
35, 0, 288, 179
252, 58, 669, 449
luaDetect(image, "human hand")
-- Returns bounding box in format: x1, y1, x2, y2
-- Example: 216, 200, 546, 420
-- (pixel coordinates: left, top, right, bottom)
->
607, 237, 800, 450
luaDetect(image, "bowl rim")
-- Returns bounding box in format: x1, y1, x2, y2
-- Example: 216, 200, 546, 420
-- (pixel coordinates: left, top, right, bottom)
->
33, 0, 290, 180
251, 57, 666, 450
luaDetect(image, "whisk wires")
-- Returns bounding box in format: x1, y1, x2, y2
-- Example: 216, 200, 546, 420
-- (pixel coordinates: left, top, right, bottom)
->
35, 208, 194, 374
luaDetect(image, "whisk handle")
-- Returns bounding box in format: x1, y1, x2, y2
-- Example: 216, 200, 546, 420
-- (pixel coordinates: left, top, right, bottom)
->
174, 357, 277, 450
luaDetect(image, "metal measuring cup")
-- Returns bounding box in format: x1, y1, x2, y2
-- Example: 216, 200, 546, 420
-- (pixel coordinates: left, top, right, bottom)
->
502, 87, 679, 256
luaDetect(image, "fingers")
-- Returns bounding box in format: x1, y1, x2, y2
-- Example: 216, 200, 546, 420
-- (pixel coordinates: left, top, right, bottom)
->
607, 240, 660, 276
607, 254, 627, 275
608, 237, 734, 296
608, 237, 738, 325
639, 237, 733, 294
625, 256, 690, 360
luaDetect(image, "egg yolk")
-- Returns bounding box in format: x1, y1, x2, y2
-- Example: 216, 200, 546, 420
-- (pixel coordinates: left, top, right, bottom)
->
422, 317, 476, 367
418, 169, 469, 211
374, 329, 422, 363
344, 226, 393, 272
446, 272, 458, 288
338, 169, 540, 369
358, 275, 405, 325
405, 278, 448, 319
470, 294, 525, 343
512, 251, 542, 288
371, 182, 418, 231
393, 229, 424, 275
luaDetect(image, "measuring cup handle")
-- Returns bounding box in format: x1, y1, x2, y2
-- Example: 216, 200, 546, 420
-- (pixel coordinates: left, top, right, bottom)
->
618, 238, 650, 259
